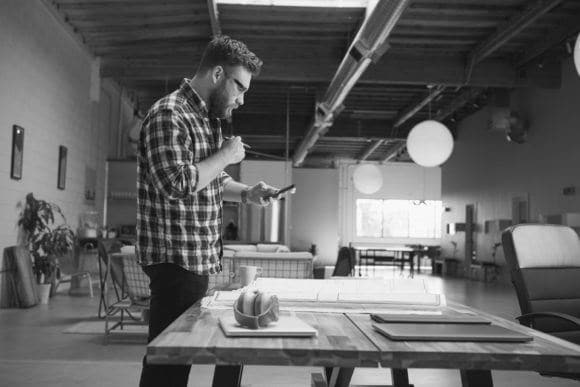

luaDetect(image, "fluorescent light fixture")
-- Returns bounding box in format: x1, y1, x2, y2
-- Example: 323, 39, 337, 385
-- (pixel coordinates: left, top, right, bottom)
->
217, 0, 367, 7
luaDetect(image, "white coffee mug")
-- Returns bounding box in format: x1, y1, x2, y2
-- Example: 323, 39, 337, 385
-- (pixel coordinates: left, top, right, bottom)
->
231, 265, 263, 286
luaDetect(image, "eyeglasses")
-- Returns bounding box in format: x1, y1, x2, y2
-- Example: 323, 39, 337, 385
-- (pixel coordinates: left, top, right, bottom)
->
223, 70, 248, 93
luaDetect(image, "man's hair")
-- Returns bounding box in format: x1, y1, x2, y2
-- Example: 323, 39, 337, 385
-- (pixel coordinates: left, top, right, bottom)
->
198, 35, 263, 76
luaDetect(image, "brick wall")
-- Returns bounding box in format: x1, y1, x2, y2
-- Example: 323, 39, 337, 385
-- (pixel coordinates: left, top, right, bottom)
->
0, 1, 133, 296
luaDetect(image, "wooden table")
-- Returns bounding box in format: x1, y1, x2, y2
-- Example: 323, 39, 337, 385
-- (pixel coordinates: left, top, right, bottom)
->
147, 302, 580, 387
353, 246, 417, 277
347, 304, 580, 387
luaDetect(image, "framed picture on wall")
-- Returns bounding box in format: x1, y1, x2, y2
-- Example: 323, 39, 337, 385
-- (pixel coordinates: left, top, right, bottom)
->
10, 125, 24, 180
57, 146, 67, 190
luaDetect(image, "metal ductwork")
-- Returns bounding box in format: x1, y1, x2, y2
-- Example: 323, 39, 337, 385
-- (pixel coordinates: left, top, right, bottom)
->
292, 0, 411, 167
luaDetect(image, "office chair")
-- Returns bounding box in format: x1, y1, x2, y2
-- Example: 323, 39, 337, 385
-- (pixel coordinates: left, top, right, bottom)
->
503, 224, 580, 380
332, 247, 356, 277
502, 224, 580, 344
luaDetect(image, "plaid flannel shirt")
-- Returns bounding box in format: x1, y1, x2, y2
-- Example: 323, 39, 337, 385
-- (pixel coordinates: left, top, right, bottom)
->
136, 79, 232, 274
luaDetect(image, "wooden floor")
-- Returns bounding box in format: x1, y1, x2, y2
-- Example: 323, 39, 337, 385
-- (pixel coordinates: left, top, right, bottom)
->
0, 270, 579, 387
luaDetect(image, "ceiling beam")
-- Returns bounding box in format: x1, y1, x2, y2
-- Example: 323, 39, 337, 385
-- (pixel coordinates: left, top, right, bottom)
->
102, 55, 546, 89
292, 0, 412, 167
207, 0, 221, 37
466, 0, 564, 78
85, 26, 211, 44
516, 16, 580, 67
393, 85, 446, 128
71, 14, 209, 29
434, 88, 485, 122
358, 139, 384, 161
429, 1, 563, 131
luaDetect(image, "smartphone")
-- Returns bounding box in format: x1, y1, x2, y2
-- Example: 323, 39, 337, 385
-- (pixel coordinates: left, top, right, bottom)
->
266, 184, 295, 198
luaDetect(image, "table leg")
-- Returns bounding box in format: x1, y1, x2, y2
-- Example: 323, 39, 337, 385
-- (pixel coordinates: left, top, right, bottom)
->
211, 364, 244, 387
391, 368, 411, 387
460, 369, 493, 387
416, 251, 421, 274
325, 367, 354, 387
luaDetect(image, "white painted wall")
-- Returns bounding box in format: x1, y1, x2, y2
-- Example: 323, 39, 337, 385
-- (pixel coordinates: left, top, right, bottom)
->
441, 58, 580, 279
290, 163, 442, 267
291, 168, 339, 266
0, 1, 131, 296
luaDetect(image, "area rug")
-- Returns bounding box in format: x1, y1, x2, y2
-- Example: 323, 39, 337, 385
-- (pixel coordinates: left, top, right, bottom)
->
63, 320, 148, 336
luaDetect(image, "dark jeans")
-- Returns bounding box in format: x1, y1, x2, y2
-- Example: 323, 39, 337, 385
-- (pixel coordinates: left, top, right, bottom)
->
139, 263, 208, 387
139, 263, 244, 387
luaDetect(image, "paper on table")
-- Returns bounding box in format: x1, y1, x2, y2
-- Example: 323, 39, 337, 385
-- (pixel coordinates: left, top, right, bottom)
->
204, 278, 446, 311
338, 292, 442, 306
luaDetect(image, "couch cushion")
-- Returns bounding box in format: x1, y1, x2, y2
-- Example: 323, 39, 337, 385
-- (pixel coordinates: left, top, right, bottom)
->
233, 251, 313, 260
256, 243, 290, 253
222, 249, 235, 258
223, 244, 258, 252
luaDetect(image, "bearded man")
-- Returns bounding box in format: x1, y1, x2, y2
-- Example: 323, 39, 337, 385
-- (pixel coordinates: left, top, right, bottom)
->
137, 36, 278, 387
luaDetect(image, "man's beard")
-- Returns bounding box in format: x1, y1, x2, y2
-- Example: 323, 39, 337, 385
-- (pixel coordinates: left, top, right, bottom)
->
208, 86, 232, 120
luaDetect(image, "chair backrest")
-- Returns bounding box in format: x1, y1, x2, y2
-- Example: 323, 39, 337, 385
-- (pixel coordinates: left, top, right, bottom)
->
502, 224, 580, 328
333, 247, 356, 277
120, 254, 150, 301
97, 239, 124, 287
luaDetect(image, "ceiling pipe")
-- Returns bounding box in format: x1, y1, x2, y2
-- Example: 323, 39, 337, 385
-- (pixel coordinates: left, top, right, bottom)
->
207, 0, 221, 37
292, 0, 411, 167
434, 88, 485, 122
382, 141, 407, 163
393, 85, 446, 128
359, 139, 384, 162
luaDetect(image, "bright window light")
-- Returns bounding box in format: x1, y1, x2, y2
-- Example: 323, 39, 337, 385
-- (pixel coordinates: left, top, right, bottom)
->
217, 0, 367, 7
356, 199, 443, 239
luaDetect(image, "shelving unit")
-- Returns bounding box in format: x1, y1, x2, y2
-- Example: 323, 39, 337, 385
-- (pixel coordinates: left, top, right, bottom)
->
104, 160, 137, 232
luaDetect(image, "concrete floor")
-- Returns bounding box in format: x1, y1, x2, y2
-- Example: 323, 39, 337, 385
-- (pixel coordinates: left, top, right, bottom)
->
0, 271, 579, 387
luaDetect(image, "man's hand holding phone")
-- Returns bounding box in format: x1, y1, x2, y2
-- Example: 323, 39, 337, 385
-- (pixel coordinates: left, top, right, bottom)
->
265, 184, 295, 200
244, 182, 296, 206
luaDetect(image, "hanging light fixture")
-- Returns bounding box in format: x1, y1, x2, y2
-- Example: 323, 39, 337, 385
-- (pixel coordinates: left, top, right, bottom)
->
353, 164, 383, 194
574, 33, 580, 76
407, 85, 454, 167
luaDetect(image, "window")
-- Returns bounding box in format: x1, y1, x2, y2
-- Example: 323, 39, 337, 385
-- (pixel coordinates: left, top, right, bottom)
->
356, 199, 442, 239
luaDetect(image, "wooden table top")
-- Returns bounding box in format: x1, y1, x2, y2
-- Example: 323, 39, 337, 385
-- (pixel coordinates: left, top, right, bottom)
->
147, 298, 580, 375
147, 304, 379, 367
347, 304, 580, 374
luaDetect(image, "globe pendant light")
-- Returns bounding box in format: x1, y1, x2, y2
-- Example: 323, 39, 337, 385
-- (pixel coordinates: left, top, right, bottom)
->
407, 120, 454, 167
406, 85, 454, 167
353, 164, 383, 194
574, 33, 580, 76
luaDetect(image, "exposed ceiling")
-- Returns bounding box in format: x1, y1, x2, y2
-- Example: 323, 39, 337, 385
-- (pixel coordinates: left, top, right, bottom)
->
43, 0, 580, 166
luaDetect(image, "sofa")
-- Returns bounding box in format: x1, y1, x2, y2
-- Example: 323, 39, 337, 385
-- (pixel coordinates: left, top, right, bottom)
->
208, 243, 314, 289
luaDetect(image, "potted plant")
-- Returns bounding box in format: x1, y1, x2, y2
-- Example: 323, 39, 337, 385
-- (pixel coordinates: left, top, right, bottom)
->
17, 193, 75, 301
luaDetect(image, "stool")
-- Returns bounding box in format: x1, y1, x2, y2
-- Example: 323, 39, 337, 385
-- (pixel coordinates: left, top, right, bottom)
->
469, 264, 481, 281
481, 262, 499, 282
433, 259, 444, 275
470, 263, 499, 282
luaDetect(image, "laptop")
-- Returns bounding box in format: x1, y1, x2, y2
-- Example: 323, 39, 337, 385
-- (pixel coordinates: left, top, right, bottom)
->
371, 313, 491, 324
372, 323, 533, 342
